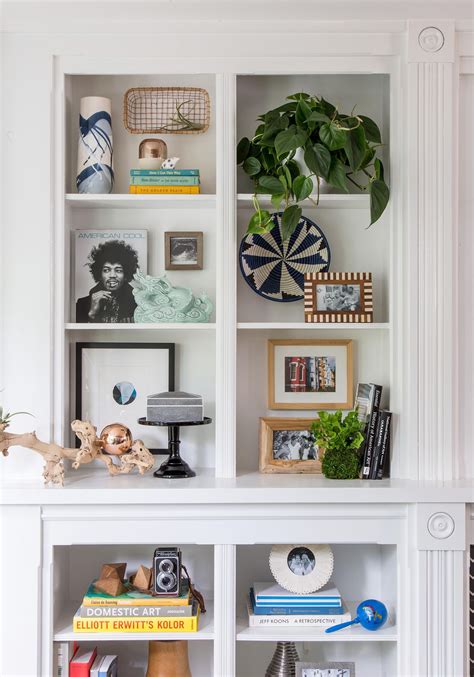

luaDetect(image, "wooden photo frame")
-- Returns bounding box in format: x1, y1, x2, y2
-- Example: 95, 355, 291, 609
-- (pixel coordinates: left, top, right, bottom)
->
165, 231, 203, 270
259, 418, 321, 474
296, 662, 355, 677
304, 272, 373, 323
268, 339, 353, 410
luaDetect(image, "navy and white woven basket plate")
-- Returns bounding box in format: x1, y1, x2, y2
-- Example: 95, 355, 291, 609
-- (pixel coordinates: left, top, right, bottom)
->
239, 212, 331, 302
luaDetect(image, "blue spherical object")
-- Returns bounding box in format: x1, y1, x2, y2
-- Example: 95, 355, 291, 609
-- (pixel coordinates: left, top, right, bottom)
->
357, 599, 388, 630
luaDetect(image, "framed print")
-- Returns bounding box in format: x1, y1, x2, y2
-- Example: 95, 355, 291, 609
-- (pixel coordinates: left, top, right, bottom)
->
304, 272, 373, 323
75, 342, 175, 454
74, 229, 148, 323
259, 418, 321, 474
296, 663, 355, 677
268, 339, 353, 410
165, 231, 203, 270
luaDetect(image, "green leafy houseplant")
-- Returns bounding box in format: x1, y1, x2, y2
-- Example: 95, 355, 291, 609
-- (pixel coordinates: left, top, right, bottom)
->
237, 92, 390, 239
311, 410, 365, 480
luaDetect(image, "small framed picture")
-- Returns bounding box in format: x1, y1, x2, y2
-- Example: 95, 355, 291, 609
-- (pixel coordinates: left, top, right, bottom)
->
296, 662, 356, 677
75, 342, 175, 453
259, 418, 321, 473
165, 231, 203, 270
268, 339, 353, 410
304, 272, 373, 323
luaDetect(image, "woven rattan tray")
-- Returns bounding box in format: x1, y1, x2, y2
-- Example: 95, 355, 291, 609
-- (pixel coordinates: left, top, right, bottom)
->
123, 87, 210, 135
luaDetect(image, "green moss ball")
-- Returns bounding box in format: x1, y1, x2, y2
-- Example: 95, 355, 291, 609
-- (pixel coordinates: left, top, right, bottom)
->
321, 447, 360, 480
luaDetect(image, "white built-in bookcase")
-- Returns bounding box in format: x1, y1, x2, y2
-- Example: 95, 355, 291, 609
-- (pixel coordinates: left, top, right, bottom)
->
1, 18, 470, 676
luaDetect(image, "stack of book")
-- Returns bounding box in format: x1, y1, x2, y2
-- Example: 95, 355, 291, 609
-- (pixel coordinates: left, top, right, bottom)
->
356, 383, 393, 479
129, 168, 201, 194
69, 648, 117, 677
247, 582, 350, 629
73, 578, 200, 634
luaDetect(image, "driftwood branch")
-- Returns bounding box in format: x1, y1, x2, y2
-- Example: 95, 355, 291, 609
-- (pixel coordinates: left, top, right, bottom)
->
0, 420, 154, 486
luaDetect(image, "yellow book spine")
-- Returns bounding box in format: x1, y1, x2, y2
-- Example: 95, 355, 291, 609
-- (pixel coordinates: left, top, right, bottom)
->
129, 185, 200, 194
74, 613, 199, 633
82, 596, 190, 607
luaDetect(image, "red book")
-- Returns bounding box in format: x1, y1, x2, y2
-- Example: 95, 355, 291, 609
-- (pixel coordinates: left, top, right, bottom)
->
70, 647, 97, 676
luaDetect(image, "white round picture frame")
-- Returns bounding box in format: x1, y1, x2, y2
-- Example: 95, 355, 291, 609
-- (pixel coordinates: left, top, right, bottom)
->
269, 544, 334, 594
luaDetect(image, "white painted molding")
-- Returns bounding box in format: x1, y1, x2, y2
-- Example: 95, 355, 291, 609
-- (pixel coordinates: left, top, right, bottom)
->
408, 20, 455, 62
416, 503, 466, 550
214, 545, 236, 677
215, 74, 237, 478
407, 21, 458, 480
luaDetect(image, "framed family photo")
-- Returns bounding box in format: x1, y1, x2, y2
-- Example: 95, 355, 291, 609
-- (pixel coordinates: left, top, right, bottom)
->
268, 339, 353, 410
304, 272, 373, 323
75, 342, 175, 453
74, 229, 148, 324
296, 663, 355, 677
165, 231, 203, 270
259, 418, 321, 474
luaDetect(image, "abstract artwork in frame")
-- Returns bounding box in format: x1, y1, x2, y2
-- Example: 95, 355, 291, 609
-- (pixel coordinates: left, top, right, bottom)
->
296, 662, 355, 677
75, 342, 175, 454
259, 418, 321, 474
165, 231, 203, 270
304, 272, 373, 323
268, 339, 353, 410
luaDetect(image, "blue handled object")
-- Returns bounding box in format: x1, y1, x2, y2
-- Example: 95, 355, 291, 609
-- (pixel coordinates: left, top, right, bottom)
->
325, 599, 388, 634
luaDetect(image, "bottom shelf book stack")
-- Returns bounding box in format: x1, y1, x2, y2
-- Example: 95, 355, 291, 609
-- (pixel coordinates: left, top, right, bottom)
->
247, 582, 349, 629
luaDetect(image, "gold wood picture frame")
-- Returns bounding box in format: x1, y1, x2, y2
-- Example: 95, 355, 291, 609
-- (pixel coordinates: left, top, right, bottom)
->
259, 417, 322, 474
304, 272, 373, 323
165, 231, 203, 270
268, 339, 353, 410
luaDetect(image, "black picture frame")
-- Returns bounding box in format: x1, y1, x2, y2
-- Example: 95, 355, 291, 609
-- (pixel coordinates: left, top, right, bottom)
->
75, 342, 175, 454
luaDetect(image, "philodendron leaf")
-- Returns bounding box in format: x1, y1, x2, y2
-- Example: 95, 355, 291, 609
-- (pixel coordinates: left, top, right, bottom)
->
374, 158, 385, 181
304, 143, 331, 180
258, 175, 286, 195
274, 126, 307, 158
296, 98, 313, 126
359, 115, 382, 144
306, 111, 331, 124
243, 156, 261, 176
344, 123, 367, 172
328, 158, 349, 193
319, 122, 347, 151
292, 175, 313, 202
281, 204, 302, 240
247, 209, 273, 234
370, 179, 390, 225
271, 193, 285, 210
236, 137, 250, 164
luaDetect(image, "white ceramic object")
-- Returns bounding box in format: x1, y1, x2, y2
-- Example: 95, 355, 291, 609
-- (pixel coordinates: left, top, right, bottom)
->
76, 96, 114, 194
269, 544, 334, 593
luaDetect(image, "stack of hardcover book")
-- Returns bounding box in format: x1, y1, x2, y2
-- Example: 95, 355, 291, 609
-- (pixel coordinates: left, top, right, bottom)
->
129, 168, 200, 194
356, 383, 393, 479
247, 582, 351, 629
73, 578, 200, 634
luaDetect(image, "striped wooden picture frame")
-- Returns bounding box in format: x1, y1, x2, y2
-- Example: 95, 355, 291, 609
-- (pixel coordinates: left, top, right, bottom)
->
304, 272, 373, 324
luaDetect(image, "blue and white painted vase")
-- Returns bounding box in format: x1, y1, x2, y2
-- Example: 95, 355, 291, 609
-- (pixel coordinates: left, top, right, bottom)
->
76, 96, 114, 194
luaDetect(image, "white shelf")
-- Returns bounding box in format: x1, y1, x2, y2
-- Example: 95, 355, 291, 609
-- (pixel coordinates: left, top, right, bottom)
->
237, 194, 369, 210
66, 323, 216, 331
237, 322, 390, 330
54, 602, 214, 642
65, 194, 217, 209
236, 603, 397, 643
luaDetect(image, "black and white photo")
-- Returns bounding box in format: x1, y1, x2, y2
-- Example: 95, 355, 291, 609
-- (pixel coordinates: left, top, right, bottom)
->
287, 546, 316, 576
272, 430, 318, 461
165, 231, 203, 270
316, 284, 361, 312
75, 230, 147, 323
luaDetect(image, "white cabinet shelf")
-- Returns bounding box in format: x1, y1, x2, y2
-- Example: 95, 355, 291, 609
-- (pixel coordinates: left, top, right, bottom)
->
65, 194, 217, 209
237, 322, 390, 330
236, 603, 397, 643
237, 193, 369, 210
54, 602, 215, 642
66, 323, 216, 331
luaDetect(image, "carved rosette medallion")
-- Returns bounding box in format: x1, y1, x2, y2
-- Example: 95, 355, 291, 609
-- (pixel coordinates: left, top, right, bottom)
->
418, 27, 445, 53
427, 512, 455, 539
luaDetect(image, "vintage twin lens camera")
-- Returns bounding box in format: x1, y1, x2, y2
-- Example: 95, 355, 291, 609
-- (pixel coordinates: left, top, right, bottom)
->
153, 547, 182, 596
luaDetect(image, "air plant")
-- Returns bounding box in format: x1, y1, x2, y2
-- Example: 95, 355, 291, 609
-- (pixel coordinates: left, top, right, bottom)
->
0, 405, 33, 430
162, 100, 206, 132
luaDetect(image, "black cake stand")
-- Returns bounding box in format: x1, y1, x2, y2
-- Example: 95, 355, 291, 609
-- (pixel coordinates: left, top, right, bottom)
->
138, 417, 212, 479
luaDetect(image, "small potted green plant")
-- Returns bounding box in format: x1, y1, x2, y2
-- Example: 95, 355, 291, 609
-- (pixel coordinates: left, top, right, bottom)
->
311, 410, 365, 479
237, 92, 389, 239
